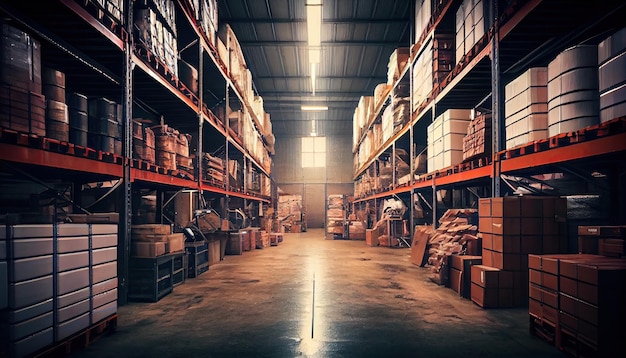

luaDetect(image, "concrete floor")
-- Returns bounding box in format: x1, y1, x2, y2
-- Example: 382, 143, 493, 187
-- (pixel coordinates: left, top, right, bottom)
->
73, 229, 567, 358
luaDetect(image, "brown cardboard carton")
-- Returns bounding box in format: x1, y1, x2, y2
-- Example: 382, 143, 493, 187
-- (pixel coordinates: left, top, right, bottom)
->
520, 235, 542, 254
448, 267, 462, 294
478, 216, 492, 234
492, 234, 520, 254
492, 251, 522, 271
471, 264, 501, 288
471, 282, 499, 308
491, 197, 521, 218
366, 228, 380, 247
482, 248, 494, 267
490, 217, 520, 235
521, 197, 544, 217
165, 233, 184, 253
478, 198, 491, 217
481, 232, 493, 251
131, 241, 165, 258
598, 238, 626, 257
520, 218, 543, 236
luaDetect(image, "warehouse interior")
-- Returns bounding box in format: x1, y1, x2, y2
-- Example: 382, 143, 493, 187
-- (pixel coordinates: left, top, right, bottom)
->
1, 0, 626, 357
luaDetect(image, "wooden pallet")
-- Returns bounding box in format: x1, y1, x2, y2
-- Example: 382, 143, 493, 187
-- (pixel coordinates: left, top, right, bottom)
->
529, 314, 557, 347
33, 314, 117, 358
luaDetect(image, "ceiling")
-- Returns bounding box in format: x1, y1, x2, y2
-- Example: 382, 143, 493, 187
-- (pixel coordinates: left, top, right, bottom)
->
217, 0, 411, 138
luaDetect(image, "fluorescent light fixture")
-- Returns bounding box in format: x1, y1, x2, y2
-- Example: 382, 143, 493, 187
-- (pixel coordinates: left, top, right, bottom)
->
310, 62, 317, 95
306, 0, 322, 48
301, 105, 328, 111
308, 47, 321, 64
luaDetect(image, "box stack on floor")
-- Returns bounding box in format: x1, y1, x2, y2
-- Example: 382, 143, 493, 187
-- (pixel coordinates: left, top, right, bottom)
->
128, 224, 186, 302
278, 195, 303, 233
0, 22, 45, 137
0, 222, 118, 357
528, 233, 626, 357
475, 196, 568, 308
327, 195, 346, 238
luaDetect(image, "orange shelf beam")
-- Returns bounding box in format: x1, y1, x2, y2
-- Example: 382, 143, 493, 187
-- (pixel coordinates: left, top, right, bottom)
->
131, 169, 198, 188
0, 143, 122, 177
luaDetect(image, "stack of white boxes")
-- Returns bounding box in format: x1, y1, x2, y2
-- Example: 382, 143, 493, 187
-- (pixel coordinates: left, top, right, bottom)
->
455, 0, 490, 65
198, 0, 218, 47
505, 67, 549, 149
413, 39, 434, 113
1, 223, 118, 357
414, 0, 432, 43
427, 109, 472, 172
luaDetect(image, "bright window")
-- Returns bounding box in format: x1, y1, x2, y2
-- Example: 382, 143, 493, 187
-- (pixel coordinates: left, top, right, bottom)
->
301, 137, 326, 167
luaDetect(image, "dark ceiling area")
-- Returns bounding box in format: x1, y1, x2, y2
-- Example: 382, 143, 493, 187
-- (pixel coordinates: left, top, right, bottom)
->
217, 0, 411, 138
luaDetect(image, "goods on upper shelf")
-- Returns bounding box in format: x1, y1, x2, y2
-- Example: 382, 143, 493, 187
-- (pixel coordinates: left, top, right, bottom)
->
134, 2, 179, 77
203, 152, 225, 186
0, 22, 45, 136
68, 92, 89, 147
88, 97, 122, 155
1, 223, 118, 357
133, 120, 156, 163
463, 111, 491, 161
505, 67, 548, 149
455, 0, 490, 65
547, 44, 599, 136
187, 0, 218, 47
427, 109, 472, 172
598, 27, 626, 123
412, 33, 455, 113
414, 0, 432, 45
387, 47, 409, 85
151, 124, 194, 175
43, 67, 69, 142
352, 95, 374, 150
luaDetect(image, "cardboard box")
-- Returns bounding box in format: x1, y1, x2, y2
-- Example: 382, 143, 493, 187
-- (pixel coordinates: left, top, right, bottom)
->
471, 282, 499, 308
490, 217, 520, 235
449, 255, 482, 298
131, 241, 165, 258
366, 228, 380, 247
491, 197, 521, 218
166, 233, 185, 253
492, 234, 520, 254
448, 267, 462, 294
478, 198, 491, 217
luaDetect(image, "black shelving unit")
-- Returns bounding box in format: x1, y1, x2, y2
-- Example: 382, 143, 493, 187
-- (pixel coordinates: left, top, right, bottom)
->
185, 240, 209, 278
128, 251, 185, 302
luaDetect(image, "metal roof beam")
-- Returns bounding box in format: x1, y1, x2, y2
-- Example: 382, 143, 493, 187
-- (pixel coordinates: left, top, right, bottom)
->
238, 40, 406, 46
221, 18, 409, 24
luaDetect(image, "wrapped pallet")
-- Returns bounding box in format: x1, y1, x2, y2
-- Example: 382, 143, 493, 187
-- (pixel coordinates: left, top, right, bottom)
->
598, 27, 626, 123
427, 109, 472, 172
505, 67, 548, 148
547, 45, 599, 136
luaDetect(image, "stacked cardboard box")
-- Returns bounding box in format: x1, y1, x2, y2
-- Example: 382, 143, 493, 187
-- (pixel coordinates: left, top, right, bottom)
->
427, 109, 472, 172
88, 97, 120, 154
477, 196, 568, 307
528, 253, 626, 356
414, 0, 432, 44
471, 264, 514, 308
412, 34, 455, 113
0, 223, 117, 357
130, 224, 184, 258
425, 209, 478, 285
505, 67, 549, 149
327, 195, 345, 237
462, 111, 492, 160
578, 225, 626, 258
218, 24, 247, 94
133, 4, 178, 77
455, 0, 490, 64
448, 254, 482, 298
132, 119, 156, 163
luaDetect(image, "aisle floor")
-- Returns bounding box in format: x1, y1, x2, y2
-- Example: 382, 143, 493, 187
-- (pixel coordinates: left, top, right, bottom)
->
74, 229, 566, 358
